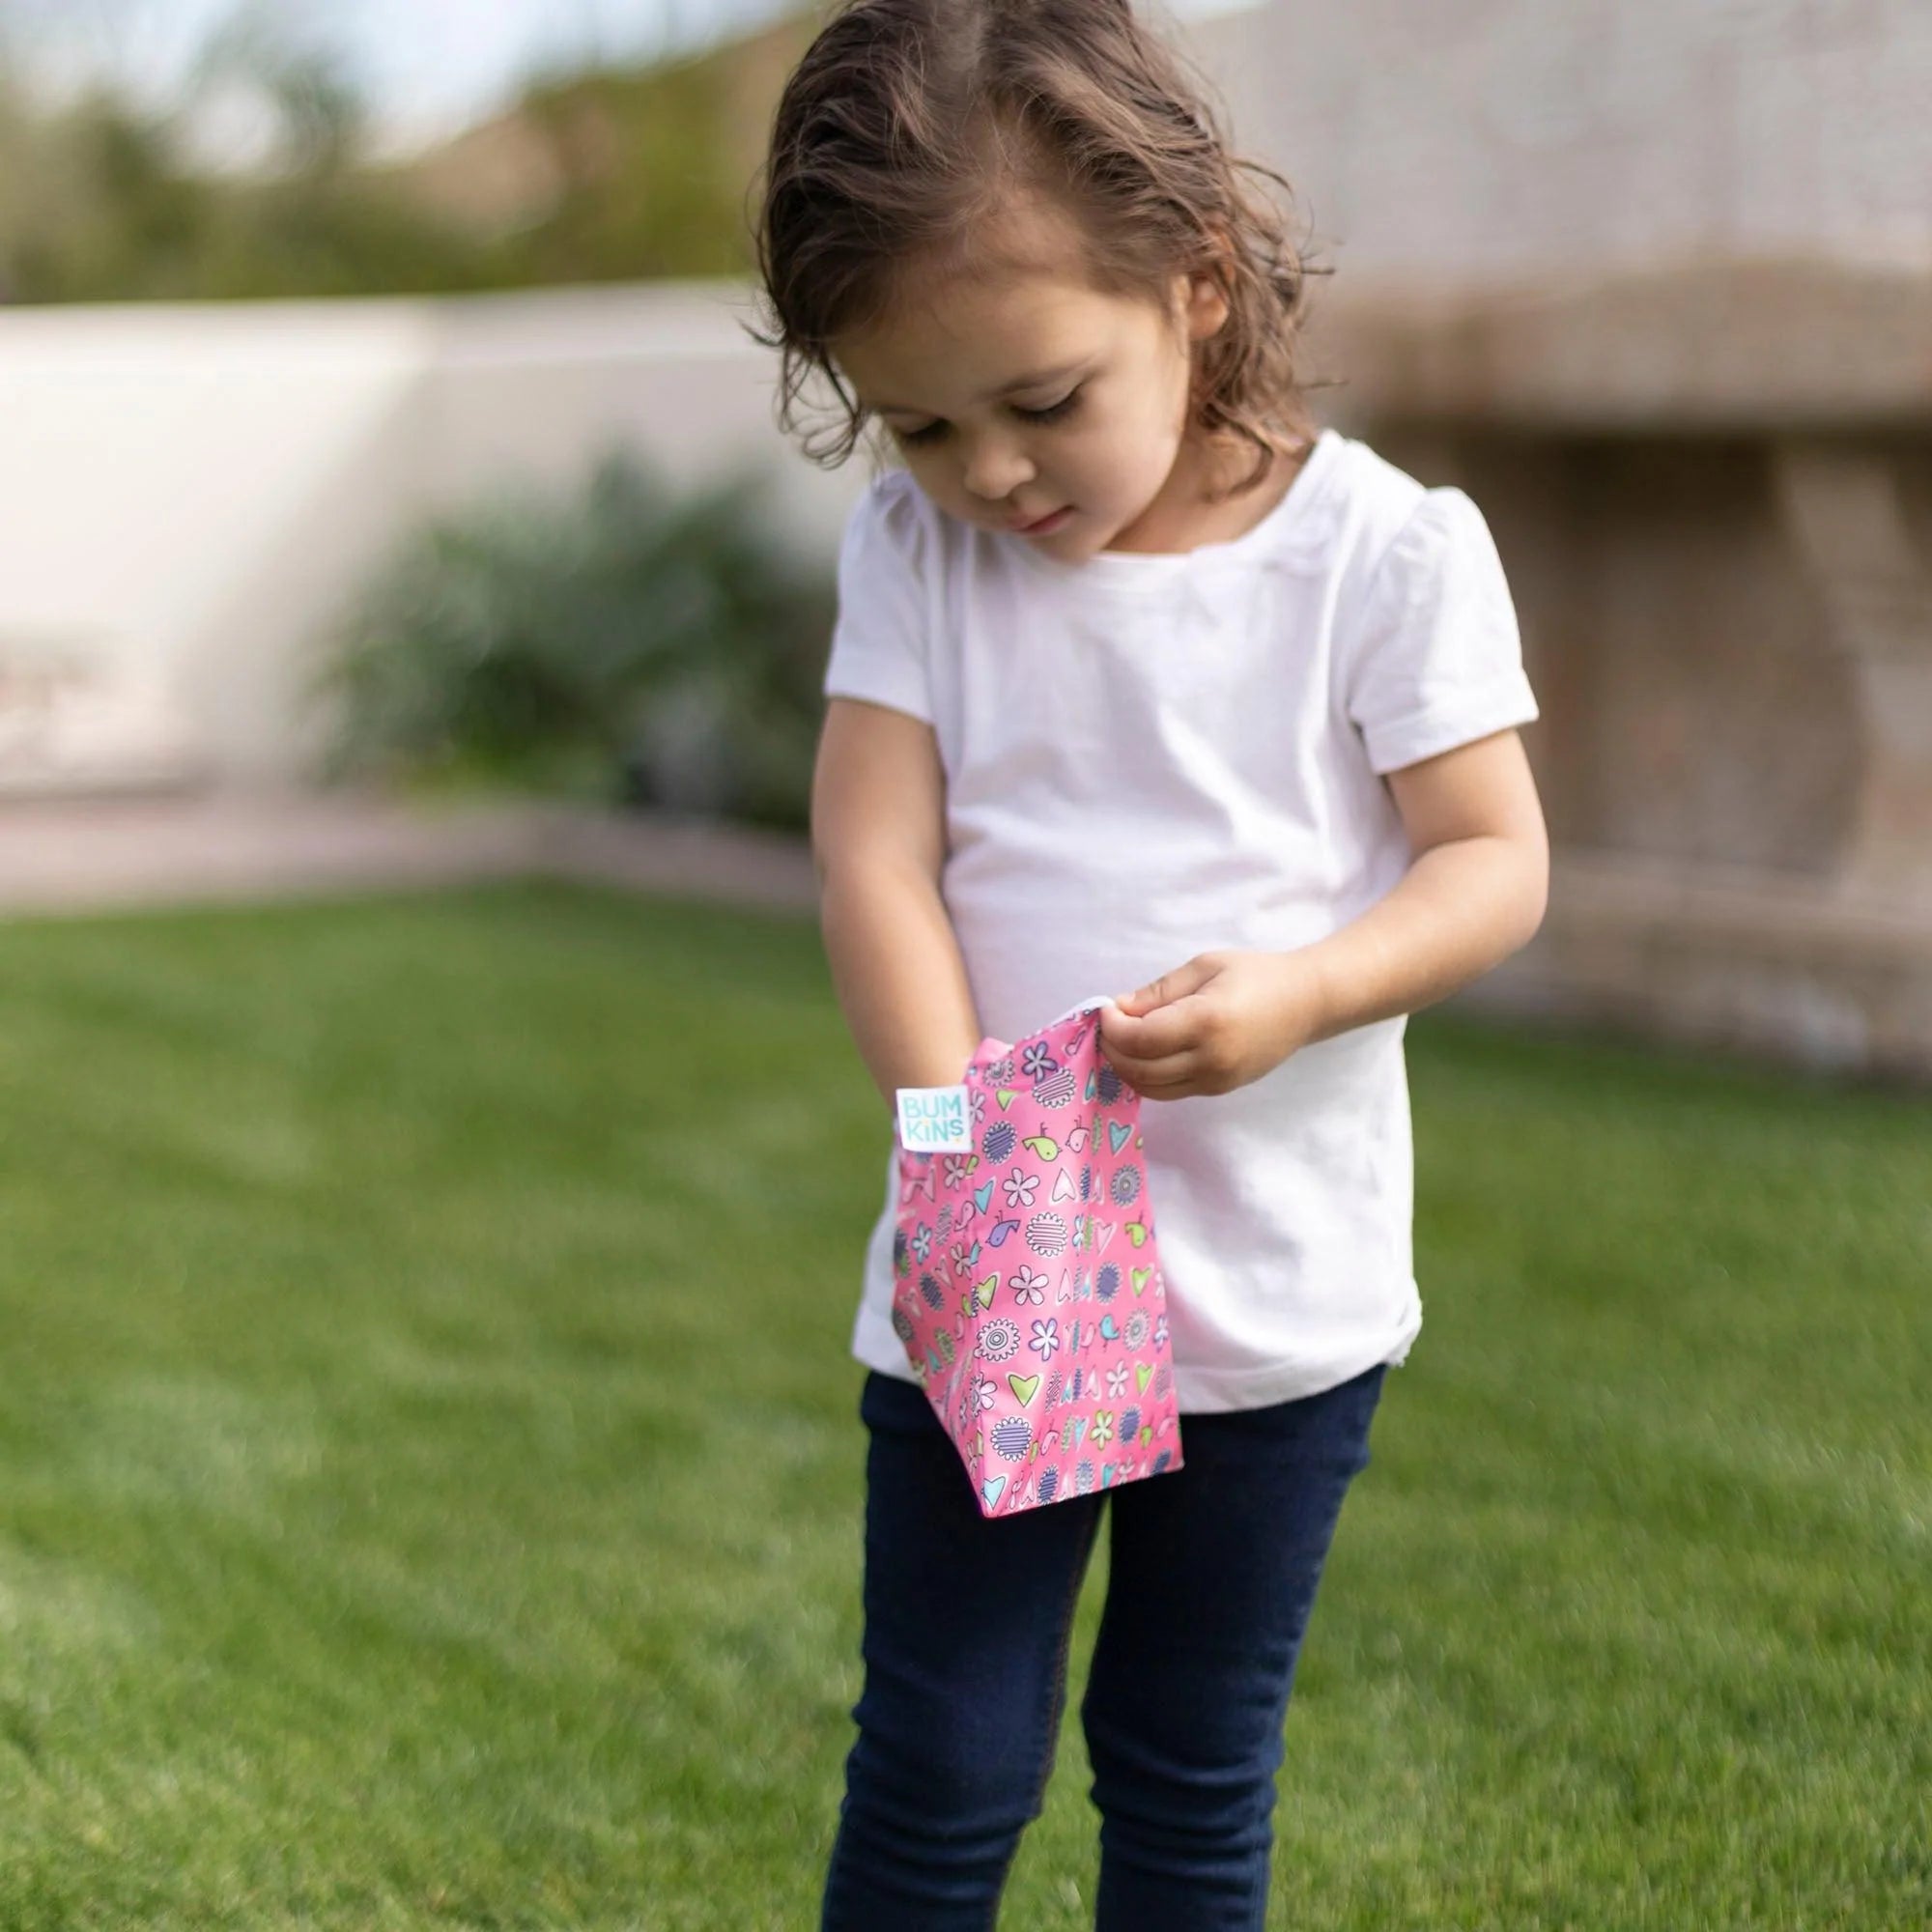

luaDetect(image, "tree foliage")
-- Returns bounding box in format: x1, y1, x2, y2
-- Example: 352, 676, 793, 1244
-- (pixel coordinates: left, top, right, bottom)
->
0, 10, 768, 301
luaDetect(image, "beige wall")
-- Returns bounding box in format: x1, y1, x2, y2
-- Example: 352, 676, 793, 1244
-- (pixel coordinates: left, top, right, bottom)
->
0, 282, 862, 790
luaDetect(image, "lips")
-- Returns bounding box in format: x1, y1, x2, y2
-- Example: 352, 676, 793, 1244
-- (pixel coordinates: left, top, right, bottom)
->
1013, 507, 1070, 534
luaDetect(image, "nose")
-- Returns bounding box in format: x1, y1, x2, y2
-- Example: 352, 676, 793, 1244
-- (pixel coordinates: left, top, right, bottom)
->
959, 433, 1037, 503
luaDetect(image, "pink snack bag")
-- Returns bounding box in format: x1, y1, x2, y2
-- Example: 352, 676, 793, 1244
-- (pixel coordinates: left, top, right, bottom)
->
892, 995, 1185, 1518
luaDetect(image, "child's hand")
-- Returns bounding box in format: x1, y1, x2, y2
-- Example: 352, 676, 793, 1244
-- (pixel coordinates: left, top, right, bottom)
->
1097, 950, 1325, 1100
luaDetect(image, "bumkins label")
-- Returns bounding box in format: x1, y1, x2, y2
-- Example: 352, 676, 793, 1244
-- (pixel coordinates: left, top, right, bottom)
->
895, 1084, 972, 1153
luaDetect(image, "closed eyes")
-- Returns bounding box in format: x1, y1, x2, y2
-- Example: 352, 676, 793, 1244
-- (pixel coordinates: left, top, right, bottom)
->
894, 388, 1083, 448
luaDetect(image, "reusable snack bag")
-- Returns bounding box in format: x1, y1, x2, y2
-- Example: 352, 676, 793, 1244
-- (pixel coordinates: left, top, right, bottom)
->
892, 995, 1184, 1518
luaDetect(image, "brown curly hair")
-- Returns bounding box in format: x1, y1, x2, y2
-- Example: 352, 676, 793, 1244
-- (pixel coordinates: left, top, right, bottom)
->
746, 0, 1326, 502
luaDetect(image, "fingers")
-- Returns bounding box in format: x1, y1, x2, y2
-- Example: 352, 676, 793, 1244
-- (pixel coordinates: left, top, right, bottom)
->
1120, 955, 1216, 1015
1121, 1068, 1197, 1099
1103, 994, 1204, 1063
1102, 1005, 1226, 1096
1101, 1040, 1202, 1097
1101, 956, 1224, 1098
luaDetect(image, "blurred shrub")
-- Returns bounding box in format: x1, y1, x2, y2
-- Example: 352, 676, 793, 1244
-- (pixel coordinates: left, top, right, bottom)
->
312, 450, 832, 832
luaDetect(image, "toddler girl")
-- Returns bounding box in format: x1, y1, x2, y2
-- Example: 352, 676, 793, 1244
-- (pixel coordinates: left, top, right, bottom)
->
753, 3, 1549, 1925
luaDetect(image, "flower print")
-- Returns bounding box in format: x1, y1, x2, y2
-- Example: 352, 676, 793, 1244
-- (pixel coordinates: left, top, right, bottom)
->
1025, 1212, 1067, 1258
970, 1371, 998, 1413
943, 1153, 974, 1192
1009, 1266, 1048, 1307
1153, 1314, 1168, 1349
1020, 1041, 1057, 1080
1033, 1066, 1075, 1109
1028, 1317, 1060, 1362
1091, 1410, 1115, 1448
987, 1055, 1015, 1084
1124, 1309, 1150, 1351
1002, 1167, 1038, 1209
948, 1240, 975, 1278
1106, 1363, 1130, 1400
970, 1088, 987, 1127
982, 1121, 1016, 1164
911, 1224, 933, 1263
976, 1317, 1021, 1364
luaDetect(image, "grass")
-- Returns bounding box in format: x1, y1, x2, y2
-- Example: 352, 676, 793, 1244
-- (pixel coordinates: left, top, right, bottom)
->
0, 880, 1924, 1930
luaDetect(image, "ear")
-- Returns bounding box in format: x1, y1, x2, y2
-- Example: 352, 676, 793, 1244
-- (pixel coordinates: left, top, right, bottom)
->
1173, 246, 1233, 343
1186, 272, 1230, 341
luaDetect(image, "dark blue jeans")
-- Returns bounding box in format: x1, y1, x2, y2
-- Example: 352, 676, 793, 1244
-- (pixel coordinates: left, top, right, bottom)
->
821, 1360, 1387, 1931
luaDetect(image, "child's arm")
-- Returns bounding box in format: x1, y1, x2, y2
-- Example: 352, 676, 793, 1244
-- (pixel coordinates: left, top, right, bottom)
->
1100, 728, 1547, 1097
1300, 726, 1548, 1038
812, 697, 984, 1116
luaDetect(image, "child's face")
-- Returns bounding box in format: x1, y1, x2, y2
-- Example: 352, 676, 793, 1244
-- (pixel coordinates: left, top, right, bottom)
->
831, 207, 1231, 562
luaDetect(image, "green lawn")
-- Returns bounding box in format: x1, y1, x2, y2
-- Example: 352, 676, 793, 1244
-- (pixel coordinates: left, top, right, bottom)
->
0, 882, 1924, 1930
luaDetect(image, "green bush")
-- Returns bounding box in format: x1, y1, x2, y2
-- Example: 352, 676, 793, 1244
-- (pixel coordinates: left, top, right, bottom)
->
311, 449, 833, 832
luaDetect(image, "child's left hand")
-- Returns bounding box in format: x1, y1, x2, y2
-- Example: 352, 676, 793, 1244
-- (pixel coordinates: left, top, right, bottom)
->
1097, 950, 1327, 1100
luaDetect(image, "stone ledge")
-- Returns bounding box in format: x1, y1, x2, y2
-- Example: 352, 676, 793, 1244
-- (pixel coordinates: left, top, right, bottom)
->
1458, 849, 1932, 1080
1543, 849, 1932, 967
1301, 256, 1932, 430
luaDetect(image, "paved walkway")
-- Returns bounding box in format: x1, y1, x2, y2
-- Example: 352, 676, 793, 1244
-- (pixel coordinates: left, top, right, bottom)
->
0, 791, 820, 920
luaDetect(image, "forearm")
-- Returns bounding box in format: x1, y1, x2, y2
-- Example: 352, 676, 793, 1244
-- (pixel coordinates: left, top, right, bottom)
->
819, 861, 986, 1114
1296, 834, 1548, 1044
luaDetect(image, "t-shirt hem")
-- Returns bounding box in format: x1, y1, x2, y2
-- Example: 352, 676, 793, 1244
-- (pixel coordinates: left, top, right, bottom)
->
822, 673, 935, 727
1363, 678, 1540, 776
1164, 1312, 1420, 1412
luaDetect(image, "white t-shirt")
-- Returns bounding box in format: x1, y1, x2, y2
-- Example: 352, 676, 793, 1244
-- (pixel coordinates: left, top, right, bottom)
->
821, 427, 1540, 1412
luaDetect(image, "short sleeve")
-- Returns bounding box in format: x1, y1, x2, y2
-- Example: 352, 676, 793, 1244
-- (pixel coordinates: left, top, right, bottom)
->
1343, 487, 1540, 776
821, 472, 935, 726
